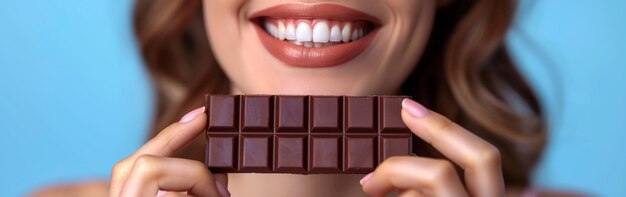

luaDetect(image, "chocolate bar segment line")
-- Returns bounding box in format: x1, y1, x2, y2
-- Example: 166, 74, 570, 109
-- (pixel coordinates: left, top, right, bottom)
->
205, 95, 414, 174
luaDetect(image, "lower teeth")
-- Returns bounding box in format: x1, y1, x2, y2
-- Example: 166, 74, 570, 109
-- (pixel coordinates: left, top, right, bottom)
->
288, 41, 343, 48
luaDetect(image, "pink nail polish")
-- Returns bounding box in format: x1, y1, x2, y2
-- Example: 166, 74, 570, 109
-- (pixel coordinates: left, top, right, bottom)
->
215, 180, 231, 197
179, 107, 205, 123
359, 172, 374, 185
402, 99, 430, 118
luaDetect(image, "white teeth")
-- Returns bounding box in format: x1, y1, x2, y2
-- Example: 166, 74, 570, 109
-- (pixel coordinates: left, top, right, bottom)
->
264, 22, 273, 37
274, 26, 280, 38
312, 21, 330, 43
285, 23, 296, 40
351, 29, 358, 41
330, 25, 341, 42
341, 23, 352, 42
269, 23, 278, 38
290, 41, 338, 48
277, 21, 286, 40
296, 22, 312, 42
268, 20, 368, 47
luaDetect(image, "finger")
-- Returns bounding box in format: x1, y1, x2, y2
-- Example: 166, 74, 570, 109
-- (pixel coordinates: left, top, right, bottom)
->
133, 107, 207, 157
110, 107, 207, 197
157, 190, 186, 197
361, 156, 468, 197
120, 155, 228, 197
213, 174, 229, 197
401, 99, 504, 196
213, 173, 229, 187
398, 189, 425, 197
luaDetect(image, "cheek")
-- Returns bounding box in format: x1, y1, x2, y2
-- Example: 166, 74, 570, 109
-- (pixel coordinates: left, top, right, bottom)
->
203, 0, 246, 75
384, 0, 436, 59
364, 0, 435, 91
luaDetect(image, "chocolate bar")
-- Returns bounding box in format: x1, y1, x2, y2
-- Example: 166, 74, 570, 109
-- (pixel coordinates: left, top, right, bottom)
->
204, 95, 413, 174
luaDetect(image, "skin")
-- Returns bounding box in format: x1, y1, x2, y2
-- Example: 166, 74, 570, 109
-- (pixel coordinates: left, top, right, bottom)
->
205, 0, 435, 96
29, 0, 585, 197
111, 0, 505, 196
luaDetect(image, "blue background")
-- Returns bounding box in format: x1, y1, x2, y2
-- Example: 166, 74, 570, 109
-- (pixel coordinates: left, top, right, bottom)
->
1, 0, 624, 196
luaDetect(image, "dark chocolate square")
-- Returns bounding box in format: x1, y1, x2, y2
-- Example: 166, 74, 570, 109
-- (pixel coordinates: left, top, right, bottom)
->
275, 96, 308, 133
274, 135, 307, 172
310, 96, 342, 133
205, 134, 238, 171
309, 135, 342, 172
241, 96, 273, 133
240, 135, 272, 172
380, 96, 410, 133
380, 135, 411, 162
206, 95, 239, 133
345, 96, 377, 133
345, 136, 377, 172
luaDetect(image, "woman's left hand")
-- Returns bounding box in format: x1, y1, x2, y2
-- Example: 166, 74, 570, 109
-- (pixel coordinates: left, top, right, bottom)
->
360, 99, 504, 197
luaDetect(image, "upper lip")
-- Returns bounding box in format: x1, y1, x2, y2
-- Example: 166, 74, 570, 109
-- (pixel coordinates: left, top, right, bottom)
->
249, 4, 382, 25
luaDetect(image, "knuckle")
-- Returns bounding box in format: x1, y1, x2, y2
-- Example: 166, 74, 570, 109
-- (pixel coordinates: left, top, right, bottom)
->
190, 160, 211, 174
132, 155, 161, 176
476, 144, 501, 167
379, 156, 404, 169
134, 154, 157, 167
382, 156, 404, 165
111, 159, 129, 177
428, 160, 456, 184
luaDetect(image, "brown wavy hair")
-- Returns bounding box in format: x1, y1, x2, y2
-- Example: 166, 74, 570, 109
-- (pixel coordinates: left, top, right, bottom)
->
133, 0, 546, 188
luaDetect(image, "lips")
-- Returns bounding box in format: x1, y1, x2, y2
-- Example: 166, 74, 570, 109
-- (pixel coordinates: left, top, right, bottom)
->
250, 4, 381, 68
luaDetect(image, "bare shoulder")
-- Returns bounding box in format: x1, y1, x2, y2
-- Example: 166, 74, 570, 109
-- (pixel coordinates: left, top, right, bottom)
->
27, 180, 108, 197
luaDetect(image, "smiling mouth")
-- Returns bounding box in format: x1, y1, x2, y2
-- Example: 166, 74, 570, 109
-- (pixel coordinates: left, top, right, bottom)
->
261, 18, 374, 48
250, 4, 381, 68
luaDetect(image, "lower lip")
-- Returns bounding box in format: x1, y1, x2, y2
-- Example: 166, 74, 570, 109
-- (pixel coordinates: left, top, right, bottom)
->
253, 23, 379, 68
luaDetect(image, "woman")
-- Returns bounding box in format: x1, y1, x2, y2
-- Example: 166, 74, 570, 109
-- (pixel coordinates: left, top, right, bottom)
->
31, 0, 583, 196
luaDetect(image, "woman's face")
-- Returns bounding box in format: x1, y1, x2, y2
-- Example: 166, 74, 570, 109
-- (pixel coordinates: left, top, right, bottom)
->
203, 0, 437, 95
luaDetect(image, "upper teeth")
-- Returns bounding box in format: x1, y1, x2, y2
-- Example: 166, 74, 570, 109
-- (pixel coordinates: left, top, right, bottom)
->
296, 22, 312, 42
263, 19, 371, 48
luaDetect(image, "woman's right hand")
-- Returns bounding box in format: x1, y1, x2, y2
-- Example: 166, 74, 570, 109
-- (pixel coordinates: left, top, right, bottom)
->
109, 107, 230, 197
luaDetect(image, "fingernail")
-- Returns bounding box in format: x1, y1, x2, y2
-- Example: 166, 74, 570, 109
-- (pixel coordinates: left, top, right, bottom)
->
359, 172, 374, 186
156, 190, 166, 197
215, 180, 231, 197
402, 99, 430, 118
179, 107, 205, 123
